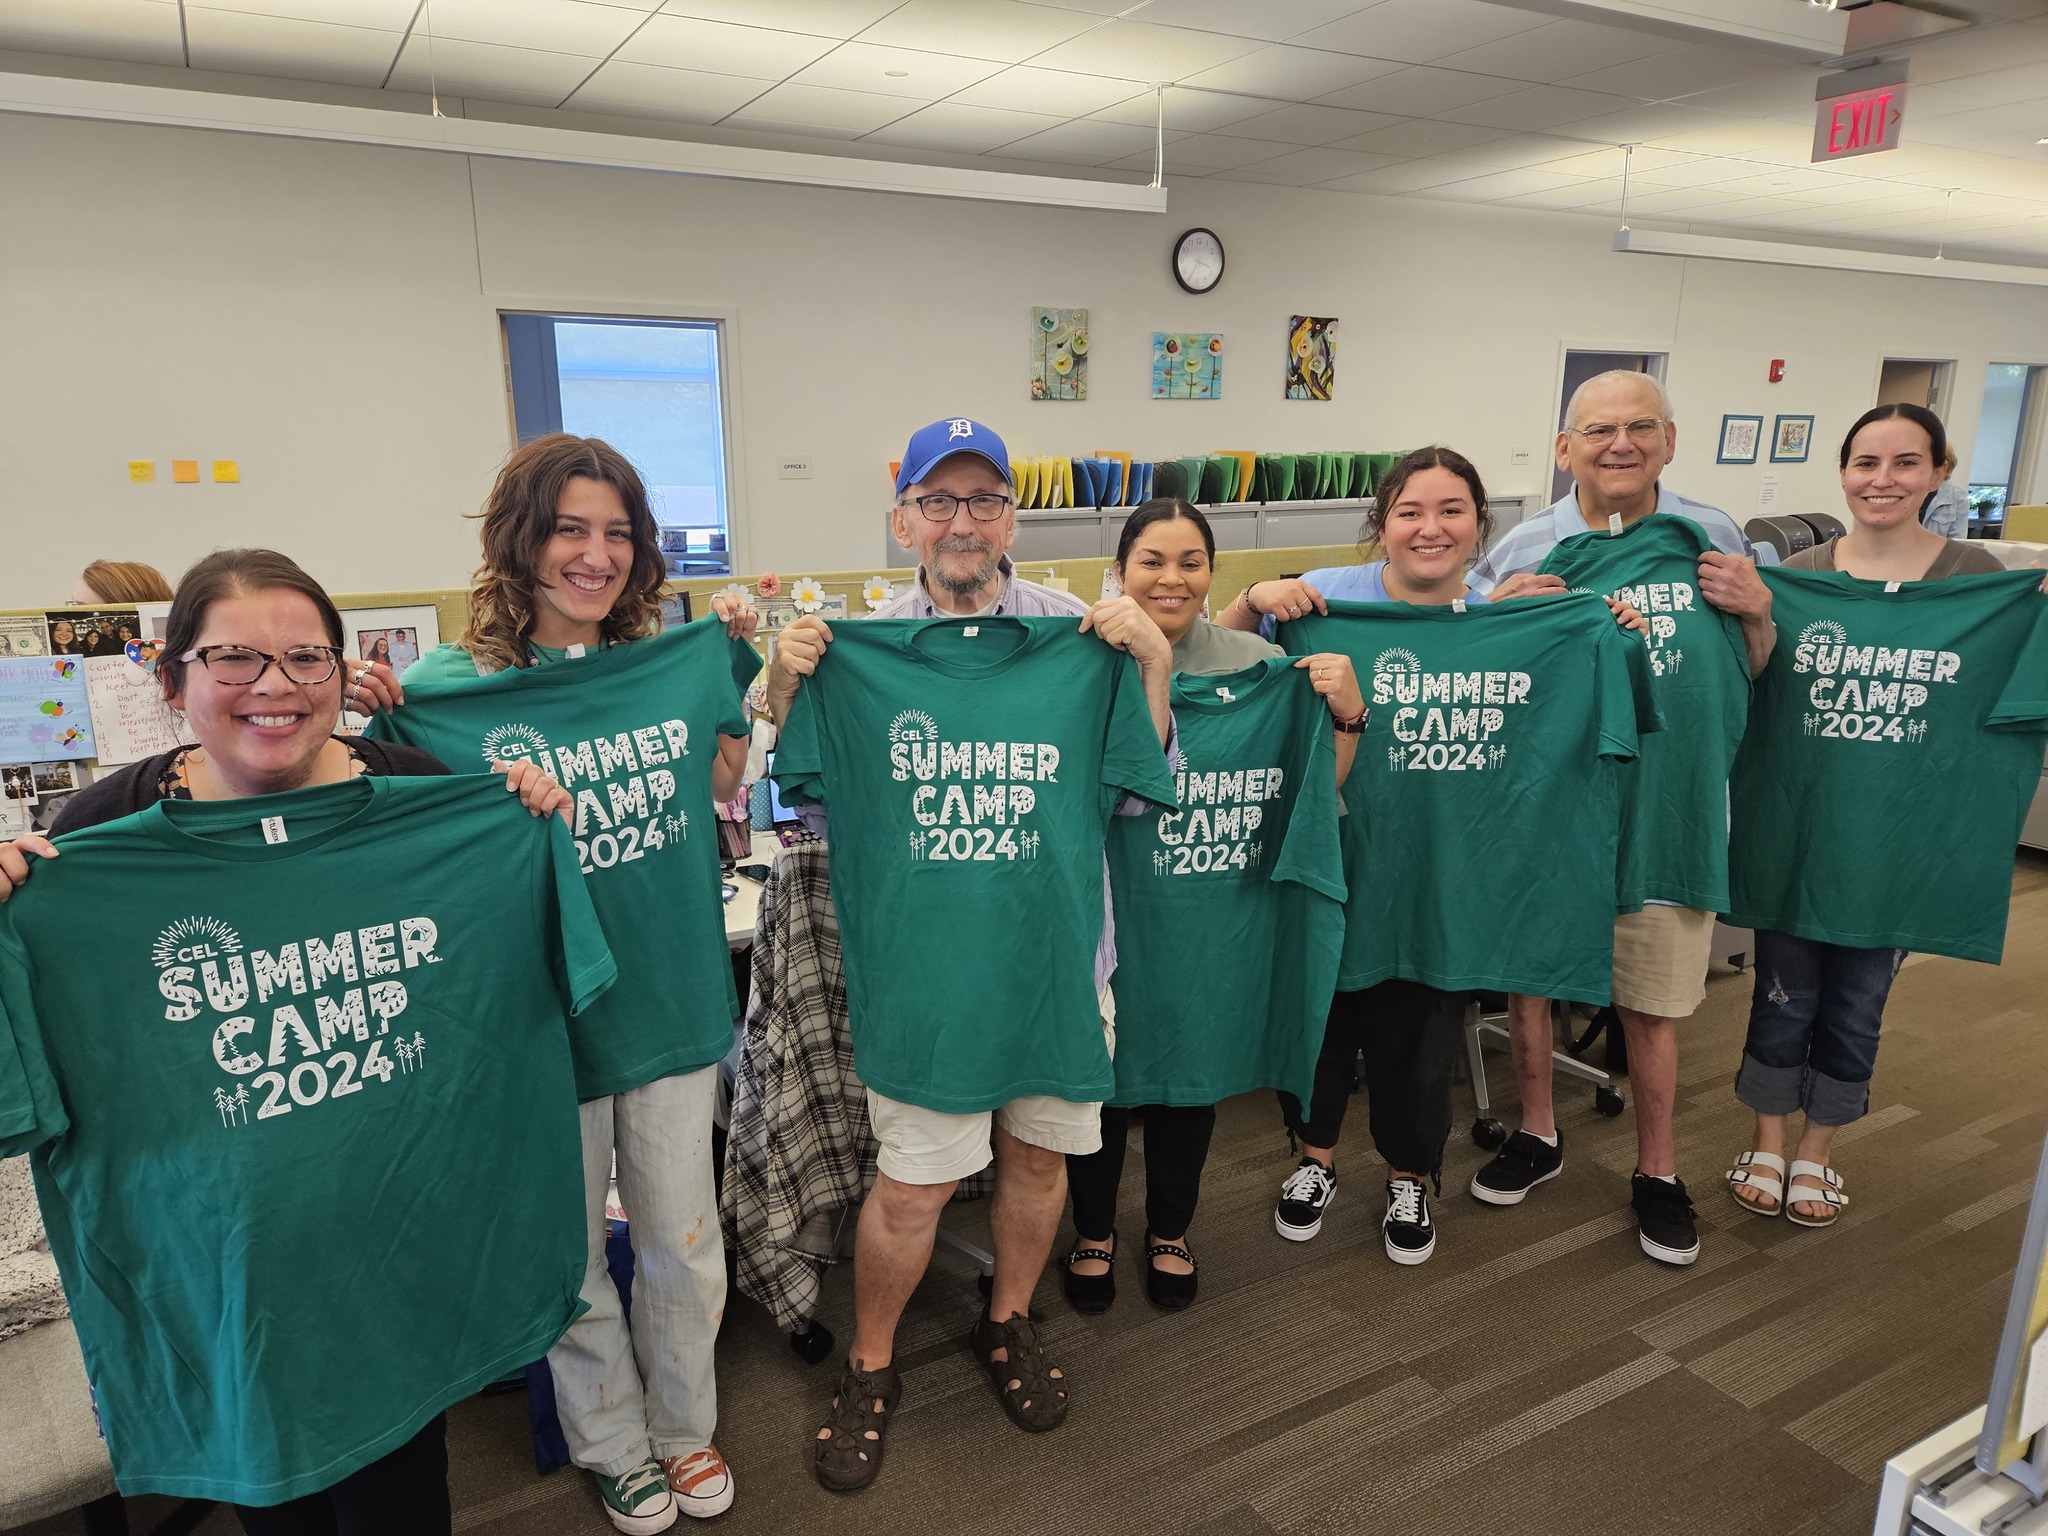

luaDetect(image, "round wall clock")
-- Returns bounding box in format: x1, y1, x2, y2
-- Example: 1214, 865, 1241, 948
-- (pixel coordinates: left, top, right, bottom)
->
1172, 227, 1225, 294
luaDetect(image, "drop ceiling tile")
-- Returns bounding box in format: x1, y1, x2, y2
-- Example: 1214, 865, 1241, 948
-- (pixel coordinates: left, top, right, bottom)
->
1430, 19, 1667, 84
858, 100, 1065, 153
1209, 146, 1403, 184
951, 65, 1148, 115
994, 118, 1180, 163
1027, 18, 1265, 78
1089, 87, 1278, 133
1614, 186, 1758, 215
1426, 133, 1591, 170
184, 8, 402, 86
412, 0, 644, 58
1145, 0, 1365, 43
194, 0, 419, 25
1672, 74, 1823, 120
1559, 46, 1791, 101
787, 41, 1004, 98
1315, 64, 1528, 117
653, 0, 901, 36
1176, 44, 1408, 100
1435, 84, 1640, 131
387, 34, 596, 99
618, 13, 839, 74
1630, 157, 1777, 189
1328, 117, 1503, 157
560, 58, 774, 119
1906, 101, 2048, 149
1905, 18, 2048, 84
1419, 165, 1605, 200
1293, 0, 1550, 65
720, 80, 919, 134
1220, 102, 1403, 145
1153, 132, 1299, 170
0, 0, 184, 66
1549, 102, 1752, 144
855, 0, 1099, 63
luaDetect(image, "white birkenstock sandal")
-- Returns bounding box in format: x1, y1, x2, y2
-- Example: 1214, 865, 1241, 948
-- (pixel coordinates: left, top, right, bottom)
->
1726, 1150, 1786, 1217
1785, 1160, 1847, 1229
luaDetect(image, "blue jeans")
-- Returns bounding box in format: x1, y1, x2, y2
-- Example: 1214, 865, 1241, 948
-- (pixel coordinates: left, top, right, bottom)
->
546, 1064, 725, 1477
1734, 930, 1905, 1127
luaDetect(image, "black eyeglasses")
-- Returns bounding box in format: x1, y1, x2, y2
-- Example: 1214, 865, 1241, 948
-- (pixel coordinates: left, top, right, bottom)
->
900, 493, 1015, 523
177, 645, 344, 686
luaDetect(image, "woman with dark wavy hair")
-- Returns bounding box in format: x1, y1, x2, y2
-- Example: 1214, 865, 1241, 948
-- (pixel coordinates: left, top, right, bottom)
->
384, 433, 757, 1531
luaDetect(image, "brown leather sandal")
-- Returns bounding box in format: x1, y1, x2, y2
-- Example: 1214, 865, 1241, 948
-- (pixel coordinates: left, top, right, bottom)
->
969, 1312, 1069, 1432
812, 1357, 902, 1493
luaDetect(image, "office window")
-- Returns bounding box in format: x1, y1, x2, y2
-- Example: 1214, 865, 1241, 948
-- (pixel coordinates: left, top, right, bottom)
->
1969, 362, 2043, 532
503, 314, 732, 576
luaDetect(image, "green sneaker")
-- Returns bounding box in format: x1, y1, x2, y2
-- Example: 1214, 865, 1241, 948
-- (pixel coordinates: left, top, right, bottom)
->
596, 1459, 677, 1534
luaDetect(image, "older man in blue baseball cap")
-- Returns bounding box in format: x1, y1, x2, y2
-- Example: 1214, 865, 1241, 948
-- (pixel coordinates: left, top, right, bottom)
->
765, 417, 1173, 1493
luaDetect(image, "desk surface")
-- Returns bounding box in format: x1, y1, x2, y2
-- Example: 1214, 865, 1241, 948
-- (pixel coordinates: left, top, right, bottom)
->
723, 830, 785, 947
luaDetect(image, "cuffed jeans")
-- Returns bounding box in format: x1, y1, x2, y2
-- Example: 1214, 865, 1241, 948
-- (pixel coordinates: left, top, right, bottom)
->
1734, 930, 1905, 1127
547, 1063, 725, 1477
1279, 981, 1464, 1184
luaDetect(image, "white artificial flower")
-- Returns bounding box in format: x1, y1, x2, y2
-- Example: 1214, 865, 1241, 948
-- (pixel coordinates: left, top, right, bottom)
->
863, 577, 895, 610
791, 577, 827, 613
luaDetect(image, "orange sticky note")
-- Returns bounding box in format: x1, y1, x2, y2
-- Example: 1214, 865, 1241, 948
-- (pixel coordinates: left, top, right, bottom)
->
128, 460, 156, 483
172, 460, 200, 484
212, 460, 240, 483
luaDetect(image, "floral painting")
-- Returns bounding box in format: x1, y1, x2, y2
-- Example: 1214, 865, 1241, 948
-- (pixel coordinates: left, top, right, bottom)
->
1030, 307, 1087, 400
1285, 316, 1336, 401
1152, 332, 1223, 399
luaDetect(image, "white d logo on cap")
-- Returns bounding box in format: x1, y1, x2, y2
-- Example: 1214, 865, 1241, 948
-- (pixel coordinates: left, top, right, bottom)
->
947, 418, 973, 440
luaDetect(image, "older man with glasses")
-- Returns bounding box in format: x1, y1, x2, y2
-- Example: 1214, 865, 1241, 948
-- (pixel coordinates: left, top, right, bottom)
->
1463, 369, 1774, 1268
766, 418, 1172, 1494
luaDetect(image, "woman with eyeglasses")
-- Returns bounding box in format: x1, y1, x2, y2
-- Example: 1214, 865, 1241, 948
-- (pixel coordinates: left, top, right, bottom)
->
0, 547, 564, 1534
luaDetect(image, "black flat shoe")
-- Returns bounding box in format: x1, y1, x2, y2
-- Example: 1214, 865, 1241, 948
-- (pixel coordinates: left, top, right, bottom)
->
1142, 1238, 1198, 1311
1062, 1231, 1116, 1314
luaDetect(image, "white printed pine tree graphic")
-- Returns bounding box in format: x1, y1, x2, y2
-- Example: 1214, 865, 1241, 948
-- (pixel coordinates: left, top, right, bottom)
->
213, 1085, 249, 1126
1152, 849, 1169, 875
410, 1031, 427, 1066
1803, 713, 1821, 736
664, 811, 689, 842
1019, 830, 1041, 859
1486, 743, 1508, 769
908, 831, 925, 860
1906, 719, 1928, 742
396, 1038, 415, 1072
1387, 744, 1405, 770
1247, 841, 1263, 866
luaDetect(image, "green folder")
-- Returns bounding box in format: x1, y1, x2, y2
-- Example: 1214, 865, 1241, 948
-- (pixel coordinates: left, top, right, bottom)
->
1347, 455, 1369, 499
1332, 453, 1357, 501
1284, 453, 1311, 500
1199, 456, 1231, 504
1258, 453, 1290, 502
1153, 461, 1188, 501
1176, 457, 1207, 502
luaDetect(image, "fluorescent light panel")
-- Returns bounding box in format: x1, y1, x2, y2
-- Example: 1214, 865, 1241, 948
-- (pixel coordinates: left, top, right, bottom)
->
1613, 225, 2048, 287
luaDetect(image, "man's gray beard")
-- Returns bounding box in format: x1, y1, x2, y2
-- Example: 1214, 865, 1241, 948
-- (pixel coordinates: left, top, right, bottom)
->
929, 540, 1000, 598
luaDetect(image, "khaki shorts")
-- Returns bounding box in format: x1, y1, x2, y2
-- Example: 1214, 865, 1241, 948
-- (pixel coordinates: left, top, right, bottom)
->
867, 988, 1116, 1186
1610, 904, 1715, 1020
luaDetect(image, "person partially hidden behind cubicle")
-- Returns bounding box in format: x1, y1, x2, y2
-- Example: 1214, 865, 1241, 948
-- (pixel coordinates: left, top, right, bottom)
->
1461, 370, 1777, 1268
764, 417, 1177, 1493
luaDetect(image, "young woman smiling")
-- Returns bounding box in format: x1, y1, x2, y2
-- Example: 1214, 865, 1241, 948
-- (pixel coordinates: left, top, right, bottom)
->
1063, 499, 1360, 1312
1725, 405, 2003, 1230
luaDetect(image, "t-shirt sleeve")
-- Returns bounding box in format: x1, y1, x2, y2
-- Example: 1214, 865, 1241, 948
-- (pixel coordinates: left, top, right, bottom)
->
1595, 623, 1648, 761
1988, 598, 2048, 730
0, 927, 66, 1156
773, 680, 829, 807
1100, 652, 1177, 810
540, 815, 617, 1017
726, 634, 764, 723
1271, 701, 1347, 904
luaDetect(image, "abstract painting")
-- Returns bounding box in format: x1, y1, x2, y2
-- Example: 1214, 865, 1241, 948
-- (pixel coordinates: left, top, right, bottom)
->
1152, 332, 1223, 399
1285, 315, 1336, 401
1030, 307, 1088, 400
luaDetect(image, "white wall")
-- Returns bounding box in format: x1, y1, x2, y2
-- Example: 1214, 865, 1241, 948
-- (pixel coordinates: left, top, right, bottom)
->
5, 109, 2048, 607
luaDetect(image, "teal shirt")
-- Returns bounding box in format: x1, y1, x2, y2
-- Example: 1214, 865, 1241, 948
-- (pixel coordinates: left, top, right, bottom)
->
0, 776, 611, 1503
369, 620, 759, 1097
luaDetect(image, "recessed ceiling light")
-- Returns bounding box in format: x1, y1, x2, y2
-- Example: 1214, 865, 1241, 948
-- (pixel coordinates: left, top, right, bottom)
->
885, 69, 909, 77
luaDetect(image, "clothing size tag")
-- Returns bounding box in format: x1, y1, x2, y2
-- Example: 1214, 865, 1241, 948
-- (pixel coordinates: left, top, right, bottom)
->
1883, 581, 1902, 593
963, 625, 980, 637
1215, 686, 1235, 701
1607, 513, 1623, 534
261, 816, 288, 844
1452, 599, 1467, 613
565, 642, 587, 658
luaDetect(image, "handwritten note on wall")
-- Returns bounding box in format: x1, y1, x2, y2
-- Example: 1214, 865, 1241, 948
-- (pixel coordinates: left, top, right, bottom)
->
84, 655, 192, 766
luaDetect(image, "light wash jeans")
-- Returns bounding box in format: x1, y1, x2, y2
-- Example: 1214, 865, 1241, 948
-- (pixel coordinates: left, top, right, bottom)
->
546, 1064, 725, 1477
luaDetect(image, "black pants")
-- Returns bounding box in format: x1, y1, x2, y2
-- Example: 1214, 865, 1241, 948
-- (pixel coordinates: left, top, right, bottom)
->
234, 1415, 451, 1536
1278, 981, 1465, 1183
1066, 1103, 1218, 1243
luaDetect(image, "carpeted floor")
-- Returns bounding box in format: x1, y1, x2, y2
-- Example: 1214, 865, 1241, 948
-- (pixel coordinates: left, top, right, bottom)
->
21, 852, 2048, 1536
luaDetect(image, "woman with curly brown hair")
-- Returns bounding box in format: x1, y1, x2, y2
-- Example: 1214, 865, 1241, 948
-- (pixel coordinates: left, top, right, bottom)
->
371, 434, 758, 1531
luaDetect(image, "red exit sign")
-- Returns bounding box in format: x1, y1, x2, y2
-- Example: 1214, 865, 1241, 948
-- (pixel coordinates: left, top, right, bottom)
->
1813, 82, 1906, 162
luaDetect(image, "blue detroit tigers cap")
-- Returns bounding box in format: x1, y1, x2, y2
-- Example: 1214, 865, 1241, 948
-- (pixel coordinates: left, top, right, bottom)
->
895, 418, 1011, 495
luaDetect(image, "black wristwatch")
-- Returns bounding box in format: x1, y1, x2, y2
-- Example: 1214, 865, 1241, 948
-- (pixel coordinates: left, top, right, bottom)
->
1333, 707, 1369, 735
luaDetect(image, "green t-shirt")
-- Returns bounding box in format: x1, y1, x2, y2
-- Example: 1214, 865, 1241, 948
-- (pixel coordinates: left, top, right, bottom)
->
370, 620, 757, 1098
1105, 659, 1344, 1107
1540, 513, 1752, 911
773, 616, 1177, 1112
0, 775, 614, 1504
1282, 593, 1656, 1000
1727, 567, 2048, 960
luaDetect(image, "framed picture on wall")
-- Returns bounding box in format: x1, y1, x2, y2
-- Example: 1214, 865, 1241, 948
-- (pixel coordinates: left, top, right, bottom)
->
1771, 414, 1814, 463
1717, 414, 1764, 465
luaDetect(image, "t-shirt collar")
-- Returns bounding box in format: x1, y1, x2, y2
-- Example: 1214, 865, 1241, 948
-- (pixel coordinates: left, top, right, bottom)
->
1551, 483, 1673, 537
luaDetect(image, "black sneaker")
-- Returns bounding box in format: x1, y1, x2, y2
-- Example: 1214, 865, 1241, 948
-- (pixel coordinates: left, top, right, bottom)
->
1470, 1130, 1564, 1207
1383, 1177, 1436, 1265
1631, 1172, 1701, 1266
1274, 1157, 1336, 1241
